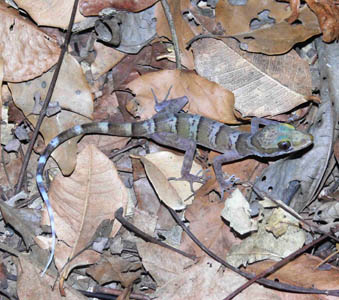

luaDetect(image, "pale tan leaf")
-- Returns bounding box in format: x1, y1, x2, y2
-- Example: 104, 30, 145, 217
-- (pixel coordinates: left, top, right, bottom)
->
16, 0, 86, 29
126, 69, 237, 124
221, 189, 257, 235
9, 53, 93, 175
42, 145, 128, 277
137, 240, 193, 287
193, 38, 308, 117
0, 3, 60, 82
137, 151, 203, 209
154, 256, 280, 299
314, 201, 339, 223
16, 254, 87, 300
226, 207, 306, 268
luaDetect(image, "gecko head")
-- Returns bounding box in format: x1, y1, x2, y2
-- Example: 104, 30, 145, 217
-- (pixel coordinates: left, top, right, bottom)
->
251, 123, 313, 156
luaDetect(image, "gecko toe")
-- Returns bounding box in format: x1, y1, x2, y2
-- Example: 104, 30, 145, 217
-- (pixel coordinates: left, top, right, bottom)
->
168, 172, 207, 193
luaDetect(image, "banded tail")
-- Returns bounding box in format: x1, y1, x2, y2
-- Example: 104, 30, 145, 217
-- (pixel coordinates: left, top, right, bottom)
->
37, 120, 154, 275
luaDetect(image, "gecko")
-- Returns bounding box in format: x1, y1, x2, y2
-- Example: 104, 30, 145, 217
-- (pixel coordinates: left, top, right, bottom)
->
36, 95, 313, 275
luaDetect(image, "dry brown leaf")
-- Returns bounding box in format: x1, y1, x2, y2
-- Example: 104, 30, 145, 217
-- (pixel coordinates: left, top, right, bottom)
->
16, 0, 85, 29
87, 254, 142, 286
9, 53, 93, 175
137, 240, 194, 287
137, 151, 203, 209
80, 0, 158, 15
79, 135, 130, 156
0, 3, 60, 82
154, 256, 279, 299
132, 207, 158, 236
155, 0, 195, 69
215, 0, 321, 55
16, 255, 87, 300
126, 69, 237, 124
134, 175, 161, 211
40, 145, 128, 278
91, 41, 126, 80
0, 156, 21, 188
180, 194, 240, 259
193, 38, 309, 117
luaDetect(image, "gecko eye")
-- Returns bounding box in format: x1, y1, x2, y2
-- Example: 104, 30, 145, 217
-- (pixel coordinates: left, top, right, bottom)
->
278, 140, 291, 150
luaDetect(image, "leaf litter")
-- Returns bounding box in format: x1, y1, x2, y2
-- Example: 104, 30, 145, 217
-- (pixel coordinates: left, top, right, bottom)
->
0, 0, 338, 299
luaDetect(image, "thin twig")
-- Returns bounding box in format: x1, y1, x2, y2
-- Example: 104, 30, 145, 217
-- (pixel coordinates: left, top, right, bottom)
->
115, 208, 196, 260
166, 205, 339, 296
15, 0, 79, 193
186, 33, 231, 49
161, 0, 182, 69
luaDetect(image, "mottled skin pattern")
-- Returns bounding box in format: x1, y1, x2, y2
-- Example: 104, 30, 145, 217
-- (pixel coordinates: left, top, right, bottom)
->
36, 96, 313, 275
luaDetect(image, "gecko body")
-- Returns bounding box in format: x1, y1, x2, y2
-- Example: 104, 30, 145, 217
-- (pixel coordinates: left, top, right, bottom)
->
37, 96, 313, 275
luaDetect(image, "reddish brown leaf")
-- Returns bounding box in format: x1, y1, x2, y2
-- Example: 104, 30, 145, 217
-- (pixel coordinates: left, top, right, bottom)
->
306, 0, 339, 42
245, 254, 339, 291
15, 0, 86, 29
180, 194, 240, 258
0, 3, 60, 82
126, 69, 237, 124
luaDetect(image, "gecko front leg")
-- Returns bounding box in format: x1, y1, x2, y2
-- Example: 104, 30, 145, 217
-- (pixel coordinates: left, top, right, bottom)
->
150, 132, 207, 192
213, 151, 244, 200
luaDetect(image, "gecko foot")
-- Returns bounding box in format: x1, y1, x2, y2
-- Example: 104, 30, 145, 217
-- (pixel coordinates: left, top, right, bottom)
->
168, 170, 209, 193
219, 175, 239, 201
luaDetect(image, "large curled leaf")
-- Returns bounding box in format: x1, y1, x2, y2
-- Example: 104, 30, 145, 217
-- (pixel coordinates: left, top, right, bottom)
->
41, 145, 128, 278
